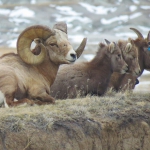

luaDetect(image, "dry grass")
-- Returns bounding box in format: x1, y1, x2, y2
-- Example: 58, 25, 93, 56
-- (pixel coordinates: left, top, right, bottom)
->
0, 90, 150, 133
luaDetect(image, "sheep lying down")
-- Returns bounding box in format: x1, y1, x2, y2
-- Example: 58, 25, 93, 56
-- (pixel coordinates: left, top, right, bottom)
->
50, 41, 128, 99
0, 22, 87, 107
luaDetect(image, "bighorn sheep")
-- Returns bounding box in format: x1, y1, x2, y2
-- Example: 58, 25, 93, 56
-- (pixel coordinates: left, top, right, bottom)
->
107, 38, 141, 91
109, 28, 150, 91
0, 22, 87, 107
50, 42, 128, 99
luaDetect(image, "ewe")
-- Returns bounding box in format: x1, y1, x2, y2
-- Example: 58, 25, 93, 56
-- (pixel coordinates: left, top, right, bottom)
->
111, 28, 150, 91
50, 42, 128, 99
0, 22, 87, 107
107, 38, 141, 91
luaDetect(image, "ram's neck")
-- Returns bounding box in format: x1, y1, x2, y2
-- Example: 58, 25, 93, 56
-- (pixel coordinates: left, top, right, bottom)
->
36, 58, 59, 86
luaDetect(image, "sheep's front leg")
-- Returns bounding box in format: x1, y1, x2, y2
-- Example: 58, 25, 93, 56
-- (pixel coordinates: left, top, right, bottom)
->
37, 93, 55, 104
6, 96, 35, 107
30, 90, 55, 105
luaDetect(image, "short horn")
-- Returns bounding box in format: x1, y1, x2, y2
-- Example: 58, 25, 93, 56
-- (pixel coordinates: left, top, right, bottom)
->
76, 38, 87, 59
105, 39, 111, 45
17, 25, 54, 65
130, 28, 144, 39
53, 22, 67, 34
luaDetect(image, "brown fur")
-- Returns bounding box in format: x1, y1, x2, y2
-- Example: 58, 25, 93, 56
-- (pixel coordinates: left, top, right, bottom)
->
114, 31, 150, 91
0, 23, 86, 107
50, 42, 128, 99
108, 39, 141, 91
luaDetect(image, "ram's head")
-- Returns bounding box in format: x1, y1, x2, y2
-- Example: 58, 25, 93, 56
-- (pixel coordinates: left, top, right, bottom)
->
17, 22, 87, 65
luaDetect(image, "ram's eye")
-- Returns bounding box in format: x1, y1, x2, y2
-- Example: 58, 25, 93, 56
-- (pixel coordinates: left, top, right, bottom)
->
50, 44, 56, 46
50, 43, 58, 47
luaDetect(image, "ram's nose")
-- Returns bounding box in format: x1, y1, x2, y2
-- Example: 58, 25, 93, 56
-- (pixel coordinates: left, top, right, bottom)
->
66, 49, 77, 63
70, 53, 77, 60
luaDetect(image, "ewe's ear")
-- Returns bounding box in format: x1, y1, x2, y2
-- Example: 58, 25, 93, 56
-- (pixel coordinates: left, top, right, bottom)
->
109, 42, 115, 53
118, 40, 123, 48
53, 22, 67, 34
125, 43, 132, 53
128, 38, 135, 45
147, 31, 150, 43
105, 39, 110, 45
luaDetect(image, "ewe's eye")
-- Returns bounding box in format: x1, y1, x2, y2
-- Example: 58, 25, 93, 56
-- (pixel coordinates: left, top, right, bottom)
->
148, 42, 150, 45
118, 54, 121, 57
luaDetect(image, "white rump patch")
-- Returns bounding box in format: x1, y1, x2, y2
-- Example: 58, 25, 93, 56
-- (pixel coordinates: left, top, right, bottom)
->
0, 90, 9, 108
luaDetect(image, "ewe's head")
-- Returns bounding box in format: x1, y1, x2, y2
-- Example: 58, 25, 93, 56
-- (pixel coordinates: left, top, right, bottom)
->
17, 22, 87, 65
104, 39, 128, 74
130, 28, 150, 69
118, 38, 141, 76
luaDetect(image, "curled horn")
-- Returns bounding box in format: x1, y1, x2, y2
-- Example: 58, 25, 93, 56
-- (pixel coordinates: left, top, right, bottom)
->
105, 39, 111, 45
53, 22, 87, 59
130, 28, 144, 39
75, 38, 87, 59
17, 25, 54, 65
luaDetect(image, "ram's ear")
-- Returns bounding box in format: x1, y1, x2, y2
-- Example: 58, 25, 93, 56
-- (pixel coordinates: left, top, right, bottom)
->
108, 42, 115, 53
32, 38, 44, 55
53, 22, 67, 34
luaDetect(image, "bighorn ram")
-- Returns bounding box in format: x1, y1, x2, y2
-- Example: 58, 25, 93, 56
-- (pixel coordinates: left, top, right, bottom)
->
50, 42, 128, 99
110, 28, 150, 91
107, 38, 141, 91
0, 22, 87, 107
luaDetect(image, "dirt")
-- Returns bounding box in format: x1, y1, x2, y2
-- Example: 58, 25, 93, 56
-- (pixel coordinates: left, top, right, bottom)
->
1, 119, 150, 150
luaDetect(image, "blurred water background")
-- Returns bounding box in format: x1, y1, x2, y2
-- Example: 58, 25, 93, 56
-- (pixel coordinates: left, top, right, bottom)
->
0, 0, 149, 92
